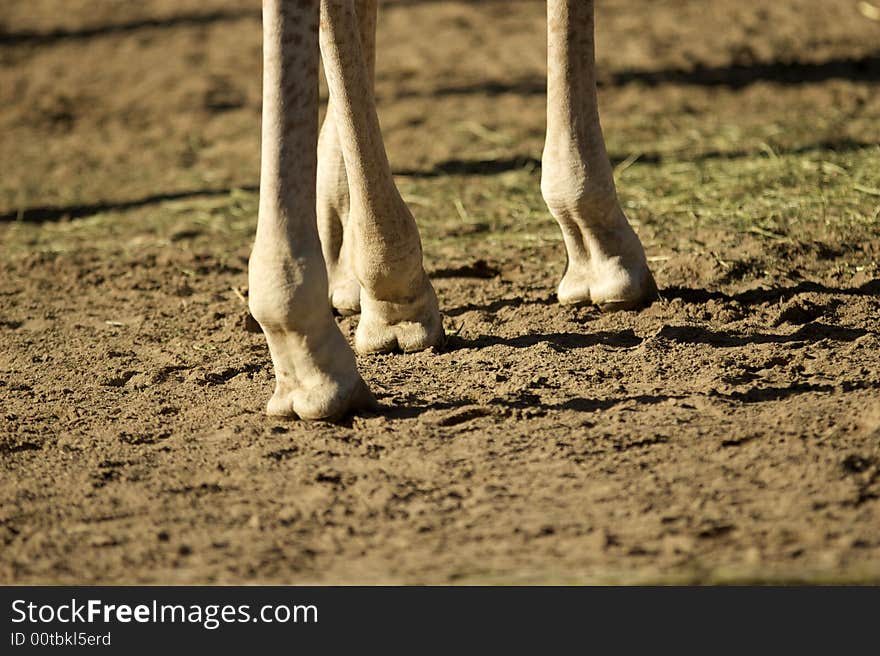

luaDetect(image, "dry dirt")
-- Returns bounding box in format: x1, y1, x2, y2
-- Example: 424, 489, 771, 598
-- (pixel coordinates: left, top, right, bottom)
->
1, 0, 879, 584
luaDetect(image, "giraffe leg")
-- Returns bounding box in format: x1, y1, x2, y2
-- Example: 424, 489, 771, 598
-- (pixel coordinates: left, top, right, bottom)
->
320, 0, 444, 354
248, 0, 374, 420
317, 106, 361, 316
542, 0, 657, 310
316, 0, 377, 317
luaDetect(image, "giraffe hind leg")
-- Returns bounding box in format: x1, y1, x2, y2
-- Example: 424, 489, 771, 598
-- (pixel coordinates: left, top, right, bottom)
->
542, 0, 657, 310
316, 0, 379, 317
320, 0, 444, 353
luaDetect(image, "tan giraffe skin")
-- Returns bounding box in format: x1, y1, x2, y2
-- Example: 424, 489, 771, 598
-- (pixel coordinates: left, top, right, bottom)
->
248, 0, 657, 421
317, 0, 377, 318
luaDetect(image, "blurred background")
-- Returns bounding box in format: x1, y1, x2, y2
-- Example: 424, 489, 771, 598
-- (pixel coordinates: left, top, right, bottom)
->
2, 0, 878, 223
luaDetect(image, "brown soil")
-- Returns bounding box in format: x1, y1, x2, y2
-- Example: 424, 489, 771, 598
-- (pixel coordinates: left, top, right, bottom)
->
1, 0, 879, 583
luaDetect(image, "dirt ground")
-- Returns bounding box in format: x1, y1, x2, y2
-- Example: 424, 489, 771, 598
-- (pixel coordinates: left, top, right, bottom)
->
1, 0, 879, 584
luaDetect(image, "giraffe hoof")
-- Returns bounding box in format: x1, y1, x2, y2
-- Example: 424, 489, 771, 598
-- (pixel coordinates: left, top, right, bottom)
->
557, 256, 658, 311
257, 319, 376, 422
330, 278, 361, 316
267, 375, 376, 422
355, 276, 445, 354
595, 270, 658, 312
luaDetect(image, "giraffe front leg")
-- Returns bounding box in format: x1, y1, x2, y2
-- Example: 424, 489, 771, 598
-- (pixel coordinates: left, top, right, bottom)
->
542, 0, 657, 310
249, 0, 373, 421
319, 0, 444, 354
